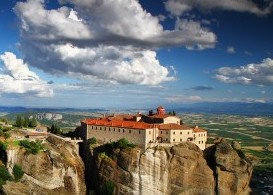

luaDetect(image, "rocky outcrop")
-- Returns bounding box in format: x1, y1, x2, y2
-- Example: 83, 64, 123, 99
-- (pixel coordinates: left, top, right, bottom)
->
86, 140, 252, 195
3, 135, 86, 195
89, 142, 214, 195
204, 140, 253, 195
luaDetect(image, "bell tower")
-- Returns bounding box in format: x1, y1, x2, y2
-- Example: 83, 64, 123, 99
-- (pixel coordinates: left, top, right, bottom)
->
157, 106, 165, 115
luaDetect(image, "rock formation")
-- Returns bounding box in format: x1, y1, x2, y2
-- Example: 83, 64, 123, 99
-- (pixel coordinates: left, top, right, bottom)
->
204, 140, 253, 195
84, 140, 252, 195
2, 135, 86, 195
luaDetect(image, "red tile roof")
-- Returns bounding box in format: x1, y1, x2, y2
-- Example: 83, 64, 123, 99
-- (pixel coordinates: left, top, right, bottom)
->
193, 127, 206, 133
82, 118, 155, 130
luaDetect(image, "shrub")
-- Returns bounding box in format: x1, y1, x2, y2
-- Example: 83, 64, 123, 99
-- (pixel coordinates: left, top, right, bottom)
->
0, 165, 12, 186
19, 140, 45, 155
100, 180, 115, 195
114, 138, 136, 149
88, 137, 97, 145
13, 164, 24, 182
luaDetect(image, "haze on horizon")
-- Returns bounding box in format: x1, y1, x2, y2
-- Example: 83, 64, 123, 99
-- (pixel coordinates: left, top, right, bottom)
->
0, 0, 273, 109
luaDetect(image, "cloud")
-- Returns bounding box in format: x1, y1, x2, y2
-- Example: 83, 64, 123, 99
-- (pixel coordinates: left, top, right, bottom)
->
165, 0, 273, 16
215, 58, 273, 85
0, 52, 53, 97
166, 95, 202, 103
244, 51, 252, 56
189, 86, 214, 91
226, 46, 235, 54
14, 0, 216, 86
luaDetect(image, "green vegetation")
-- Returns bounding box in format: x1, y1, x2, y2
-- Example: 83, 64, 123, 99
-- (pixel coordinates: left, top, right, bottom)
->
50, 124, 61, 135
108, 138, 136, 149
15, 115, 37, 128
12, 164, 24, 182
100, 180, 115, 195
88, 137, 97, 145
0, 127, 10, 140
0, 118, 8, 125
18, 140, 45, 155
0, 165, 12, 188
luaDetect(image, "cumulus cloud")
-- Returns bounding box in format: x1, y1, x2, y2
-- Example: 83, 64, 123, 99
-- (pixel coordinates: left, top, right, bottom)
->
166, 95, 202, 103
165, 0, 273, 16
215, 58, 273, 85
14, 0, 216, 86
0, 52, 53, 97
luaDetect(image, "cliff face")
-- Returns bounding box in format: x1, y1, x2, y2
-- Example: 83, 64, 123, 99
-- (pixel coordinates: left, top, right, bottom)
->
204, 140, 253, 195
3, 135, 86, 195
88, 141, 252, 195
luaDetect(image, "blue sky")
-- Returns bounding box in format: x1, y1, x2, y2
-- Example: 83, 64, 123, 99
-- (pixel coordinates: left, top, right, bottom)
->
0, 0, 273, 109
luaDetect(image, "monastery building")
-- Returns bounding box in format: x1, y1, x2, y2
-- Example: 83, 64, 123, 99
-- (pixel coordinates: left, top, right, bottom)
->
81, 106, 207, 150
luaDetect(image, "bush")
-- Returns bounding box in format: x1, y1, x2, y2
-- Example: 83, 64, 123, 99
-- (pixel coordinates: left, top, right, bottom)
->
13, 164, 24, 182
0, 165, 12, 186
88, 137, 97, 145
100, 180, 115, 195
19, 140, 44, 155
114, 138, 136, 149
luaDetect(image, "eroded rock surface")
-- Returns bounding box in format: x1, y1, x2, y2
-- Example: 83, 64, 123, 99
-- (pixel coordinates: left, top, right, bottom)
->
3, 135, 86, 195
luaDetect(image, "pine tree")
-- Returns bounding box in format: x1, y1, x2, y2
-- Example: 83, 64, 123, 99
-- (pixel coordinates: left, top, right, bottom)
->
29, 118, 38, 127
16, 116, 24, 128
24, 117, 30, 128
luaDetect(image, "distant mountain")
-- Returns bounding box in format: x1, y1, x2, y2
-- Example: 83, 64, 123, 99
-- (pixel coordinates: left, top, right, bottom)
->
0, 106, 107, 114
172, 102, 273, 116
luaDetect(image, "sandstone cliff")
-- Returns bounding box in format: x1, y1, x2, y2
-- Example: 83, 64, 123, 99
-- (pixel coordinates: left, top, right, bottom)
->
86, 140, 252, 195
2, 135, 86, 195
1, 134, 252, 195
204, 140, 253, 195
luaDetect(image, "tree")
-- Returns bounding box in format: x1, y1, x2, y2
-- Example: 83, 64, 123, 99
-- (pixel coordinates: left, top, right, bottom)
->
16, 116, 25, 128
24, 117, 30, 128
29, 118, 38, 127
50, 124, 61, 135
172, 110, 176, 116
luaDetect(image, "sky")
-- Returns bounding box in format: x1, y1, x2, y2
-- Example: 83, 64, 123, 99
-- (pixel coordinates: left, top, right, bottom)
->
0, 0, 273, 109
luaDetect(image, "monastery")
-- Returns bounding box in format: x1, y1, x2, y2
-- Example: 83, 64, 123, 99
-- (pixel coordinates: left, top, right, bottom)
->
81, 106, 207, 150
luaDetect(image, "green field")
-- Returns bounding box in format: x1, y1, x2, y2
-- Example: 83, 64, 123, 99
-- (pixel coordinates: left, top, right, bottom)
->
180, 113, 273, 165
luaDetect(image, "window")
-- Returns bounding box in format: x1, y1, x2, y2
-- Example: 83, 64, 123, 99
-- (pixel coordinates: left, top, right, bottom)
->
166, 132, 168, 134
166, 138, 168, 141
202, 141, 203, 143
199, 141, 200, 144
139, 130, 141, 134
123, 129, 125, 133
118, 129, 120, 132
173, 132, 175, 135
129, 130, 131, 133
109, 128, 111, 131
161, 131, 162, 134
92, 126, 93, 129
180, 132, 182, 135
173, 139, 175, 142
149, 131, 151, 135
180, 139, 182, 142
187, 131, 189, 135
113, 128, 115, 132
